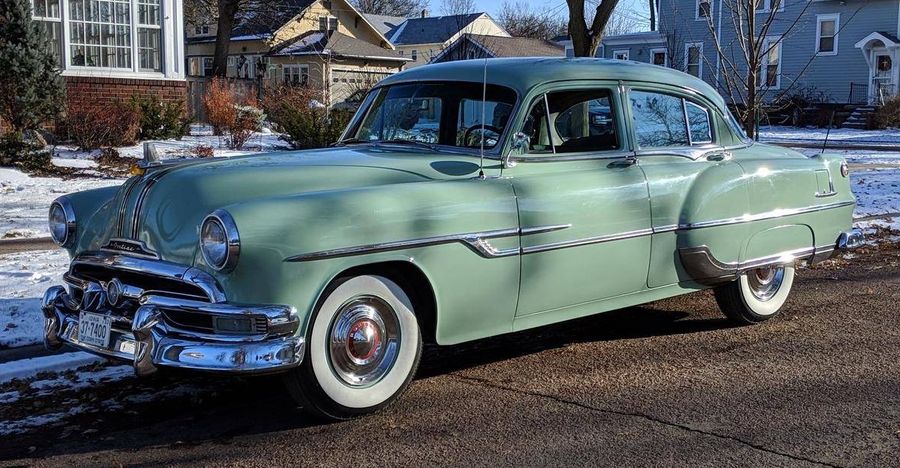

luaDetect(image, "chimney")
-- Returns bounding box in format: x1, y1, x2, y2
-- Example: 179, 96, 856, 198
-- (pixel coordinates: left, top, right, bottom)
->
421, 9, 427, 18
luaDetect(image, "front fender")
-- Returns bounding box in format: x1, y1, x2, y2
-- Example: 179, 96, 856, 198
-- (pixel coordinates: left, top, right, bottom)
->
215, 178, 521, 345
63, 185, 121, 256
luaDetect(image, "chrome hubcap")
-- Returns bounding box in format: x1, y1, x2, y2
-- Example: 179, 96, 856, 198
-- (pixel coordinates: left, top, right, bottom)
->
746, 266, 785, 302
328, 296, 400, 387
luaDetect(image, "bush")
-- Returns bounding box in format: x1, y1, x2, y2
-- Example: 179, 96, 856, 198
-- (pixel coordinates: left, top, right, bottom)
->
263, 85, 352, 149
130, 94, 187, 140
204, 78, 239, 136
193, 144, 214, 158
872, 96, 900, 129
228, 105, 265, 150
66, 101, 140, 150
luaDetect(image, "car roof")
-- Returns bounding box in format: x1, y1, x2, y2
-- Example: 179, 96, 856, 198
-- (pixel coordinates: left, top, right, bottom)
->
377, 57, 727, 111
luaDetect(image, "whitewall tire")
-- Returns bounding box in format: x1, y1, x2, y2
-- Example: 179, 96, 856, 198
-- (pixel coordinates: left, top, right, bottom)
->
713, 265, 795, 324
284, 275, 422, 420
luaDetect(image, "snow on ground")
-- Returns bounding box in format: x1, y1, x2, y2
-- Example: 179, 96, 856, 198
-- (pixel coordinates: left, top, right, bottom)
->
0, 352, 106, 383
760, 125, 900, 146
1, 127, 291, 240
0, 168, 122, 240
0, 249, 69, 349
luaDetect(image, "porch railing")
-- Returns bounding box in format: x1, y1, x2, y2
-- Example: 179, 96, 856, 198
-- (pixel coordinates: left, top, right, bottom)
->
846, 82, 868, 105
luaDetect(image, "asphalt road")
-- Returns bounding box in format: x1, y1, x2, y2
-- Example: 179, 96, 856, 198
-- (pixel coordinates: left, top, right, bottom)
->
2, 241, 899, 467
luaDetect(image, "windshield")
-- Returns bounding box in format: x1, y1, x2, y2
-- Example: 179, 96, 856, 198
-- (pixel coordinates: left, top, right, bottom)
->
344, 82, 517, 149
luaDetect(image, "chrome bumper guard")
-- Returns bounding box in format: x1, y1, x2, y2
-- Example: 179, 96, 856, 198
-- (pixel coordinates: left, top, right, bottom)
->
41, 253, 303, 376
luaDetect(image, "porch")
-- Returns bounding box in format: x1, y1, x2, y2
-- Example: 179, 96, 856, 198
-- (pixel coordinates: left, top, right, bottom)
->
855, 32, 900, 105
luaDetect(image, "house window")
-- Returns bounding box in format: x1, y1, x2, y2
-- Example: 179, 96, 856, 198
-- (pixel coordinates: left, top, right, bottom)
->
755, 0, 782, 12
31, 0, 63, 66
188, 56, 213, 77
816, 14, 839, 55
284, 65, 309, 86
194, 24, 209, 35
762, 36, 782, 88
651, 48, 667, 66
318, 15, 337, 31
685, 43, 703, 77
696, 0, 711, 19
411, 49, 418, 61
613, 50, 629, 60
137, 0, 162, 71
68, 0, 162, 71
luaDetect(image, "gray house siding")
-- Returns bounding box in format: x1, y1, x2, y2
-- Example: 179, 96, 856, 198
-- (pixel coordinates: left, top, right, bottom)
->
636, 0, 900, 103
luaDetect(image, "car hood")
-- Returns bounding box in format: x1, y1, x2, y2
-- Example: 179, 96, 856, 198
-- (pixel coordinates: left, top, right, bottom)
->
102, 146, 485, 265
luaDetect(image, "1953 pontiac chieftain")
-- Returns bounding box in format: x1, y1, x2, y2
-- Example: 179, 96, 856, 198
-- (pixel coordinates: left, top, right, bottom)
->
42, 58, 862, 420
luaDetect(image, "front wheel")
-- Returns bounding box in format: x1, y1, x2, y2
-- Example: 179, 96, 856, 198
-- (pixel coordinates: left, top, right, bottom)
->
713, 265, 795, 324
283, 275, 422, 420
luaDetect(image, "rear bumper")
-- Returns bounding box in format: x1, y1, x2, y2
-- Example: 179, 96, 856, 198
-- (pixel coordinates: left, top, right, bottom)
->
42, 276, 303, 376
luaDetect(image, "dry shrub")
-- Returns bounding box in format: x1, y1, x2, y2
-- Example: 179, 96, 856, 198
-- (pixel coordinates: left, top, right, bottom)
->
263, 85, 351, 149
204, 78, 237, 136
203, 78, 263, 149
193, 144, 214, 158
95, 147, 132, 175
872, 96, 900, 129
66, 101, 139, 150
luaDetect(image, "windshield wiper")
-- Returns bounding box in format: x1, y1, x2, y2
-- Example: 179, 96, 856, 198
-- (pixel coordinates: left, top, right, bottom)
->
331, 138, 367, 147
377, 139, 438, 151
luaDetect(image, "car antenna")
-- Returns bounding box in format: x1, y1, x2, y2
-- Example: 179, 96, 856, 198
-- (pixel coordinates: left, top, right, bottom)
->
478, 57, 488, 179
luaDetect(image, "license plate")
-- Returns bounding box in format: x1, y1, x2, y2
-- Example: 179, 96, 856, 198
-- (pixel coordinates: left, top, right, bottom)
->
78, 312, 112, 349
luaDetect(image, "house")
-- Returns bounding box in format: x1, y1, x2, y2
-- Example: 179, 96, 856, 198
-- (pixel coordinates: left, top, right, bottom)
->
374, 12, 510, 67
185, 0, 408, 106
26, 0, 186, 114
432, 34, 565, 63
601, 0, 900, 106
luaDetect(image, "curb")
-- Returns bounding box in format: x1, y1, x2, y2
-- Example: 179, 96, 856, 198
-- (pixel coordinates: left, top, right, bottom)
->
0, 237, 57, 255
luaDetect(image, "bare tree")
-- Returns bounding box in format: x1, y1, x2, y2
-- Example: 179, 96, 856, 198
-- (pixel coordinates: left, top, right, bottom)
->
648, 0, 656, 31
440, 0, 475, 16
565, 0, 620, 57
352, 0, 429, 17
698, 0, 866, 137
498, 1, 567, 41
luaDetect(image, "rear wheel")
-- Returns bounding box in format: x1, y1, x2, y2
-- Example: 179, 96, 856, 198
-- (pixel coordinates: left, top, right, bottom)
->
284, 275, 422, 420
713, 265, 795, 324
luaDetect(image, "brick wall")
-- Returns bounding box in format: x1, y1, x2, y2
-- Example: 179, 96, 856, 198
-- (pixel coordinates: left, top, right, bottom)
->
65, 76, 187, 111
1, 76, 188, 136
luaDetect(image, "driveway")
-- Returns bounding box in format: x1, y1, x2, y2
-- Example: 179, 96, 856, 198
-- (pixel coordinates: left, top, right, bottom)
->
2, 242, 898, 467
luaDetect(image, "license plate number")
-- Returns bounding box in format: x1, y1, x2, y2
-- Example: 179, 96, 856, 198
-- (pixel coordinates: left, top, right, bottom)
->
78, 312, 112, 349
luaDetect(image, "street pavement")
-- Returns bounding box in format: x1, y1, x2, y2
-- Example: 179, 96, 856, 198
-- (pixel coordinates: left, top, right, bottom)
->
1, 241, 898, 467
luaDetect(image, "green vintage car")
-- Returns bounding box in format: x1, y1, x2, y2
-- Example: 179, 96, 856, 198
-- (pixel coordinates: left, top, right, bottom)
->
42, 58, 862, 420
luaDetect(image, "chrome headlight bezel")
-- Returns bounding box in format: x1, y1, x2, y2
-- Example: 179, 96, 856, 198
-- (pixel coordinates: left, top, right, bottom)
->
200, 209, 240, 272
49, 197, 76, 248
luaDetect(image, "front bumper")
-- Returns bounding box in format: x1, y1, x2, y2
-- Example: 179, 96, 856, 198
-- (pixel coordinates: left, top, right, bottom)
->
42, 252, 304, 376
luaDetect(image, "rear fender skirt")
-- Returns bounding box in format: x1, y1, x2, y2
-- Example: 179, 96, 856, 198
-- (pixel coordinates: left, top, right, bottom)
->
679, 244, 834, 286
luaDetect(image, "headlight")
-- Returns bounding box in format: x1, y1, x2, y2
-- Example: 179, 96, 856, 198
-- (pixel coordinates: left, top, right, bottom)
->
48, 197, 76, 247
200, 210, 240, 272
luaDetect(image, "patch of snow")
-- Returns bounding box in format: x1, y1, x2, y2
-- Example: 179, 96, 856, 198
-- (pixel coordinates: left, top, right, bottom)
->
0, 168, 123, 239
850, 168, 900, 219
29, 364, 132, 393
794, 147, 900, 166
760, 125, 900, 146
0, 352, 104, 383
0, 250, 70, 348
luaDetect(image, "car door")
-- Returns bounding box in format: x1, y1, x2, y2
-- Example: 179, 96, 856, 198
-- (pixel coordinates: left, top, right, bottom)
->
624, 86, 750, 287
507, 83, 652, 320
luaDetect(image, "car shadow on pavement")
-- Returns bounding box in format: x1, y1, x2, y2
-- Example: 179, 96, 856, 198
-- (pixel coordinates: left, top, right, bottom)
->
0, 296, 736, 461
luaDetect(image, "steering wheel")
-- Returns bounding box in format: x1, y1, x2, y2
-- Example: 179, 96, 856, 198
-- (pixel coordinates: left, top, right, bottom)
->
463, 125, 504, 147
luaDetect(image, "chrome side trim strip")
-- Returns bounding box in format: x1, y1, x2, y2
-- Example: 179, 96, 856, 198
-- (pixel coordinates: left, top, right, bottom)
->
676, 200, 854, 230
521, 228, 653, 254
284, 224, 572, 262
115, 177, 142, 237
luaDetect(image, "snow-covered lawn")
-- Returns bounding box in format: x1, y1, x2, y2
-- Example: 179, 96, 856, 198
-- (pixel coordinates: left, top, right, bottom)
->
760, 125, 900, 146
0, 249, 69, 349
1, 127, 290, 240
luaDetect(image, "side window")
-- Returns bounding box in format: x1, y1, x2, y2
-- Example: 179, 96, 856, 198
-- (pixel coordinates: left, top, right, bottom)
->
630, 90, 689, 148
685, 101, 712, 144
520, 89, 620, 154
456, 98, 513, 148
